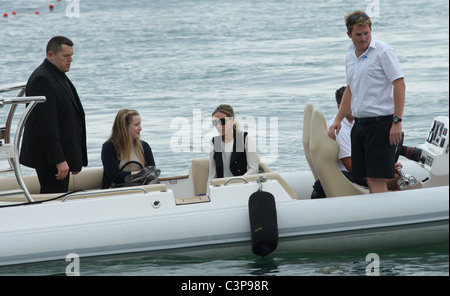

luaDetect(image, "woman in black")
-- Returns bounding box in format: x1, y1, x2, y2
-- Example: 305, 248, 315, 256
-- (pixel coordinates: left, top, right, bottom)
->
101, 109, 155, 189
206, 104, 259, 195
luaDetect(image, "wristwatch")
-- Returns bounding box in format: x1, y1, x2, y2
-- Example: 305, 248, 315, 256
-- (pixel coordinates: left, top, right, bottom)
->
393, 116, 402, 123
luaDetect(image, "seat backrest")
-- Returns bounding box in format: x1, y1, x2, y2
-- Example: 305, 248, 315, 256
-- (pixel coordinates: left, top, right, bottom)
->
192, 156, 272, 196
302, 102, 318, 180
69, 167, 103, 191
0, 174, 41, 194
310, 108, 368, 197
191, 157, 210, 196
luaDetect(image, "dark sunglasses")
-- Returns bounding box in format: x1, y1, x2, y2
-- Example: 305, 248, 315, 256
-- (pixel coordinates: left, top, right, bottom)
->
212, 117, 232, 126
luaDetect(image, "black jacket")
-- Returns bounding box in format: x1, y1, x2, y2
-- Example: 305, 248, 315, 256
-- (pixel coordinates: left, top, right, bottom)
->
20, 59, 88, 171
101, 140, 155, 189
213, 130, 248, 178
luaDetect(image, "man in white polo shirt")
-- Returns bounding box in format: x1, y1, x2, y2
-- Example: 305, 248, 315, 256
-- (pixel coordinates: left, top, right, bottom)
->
328, 11, 405, 193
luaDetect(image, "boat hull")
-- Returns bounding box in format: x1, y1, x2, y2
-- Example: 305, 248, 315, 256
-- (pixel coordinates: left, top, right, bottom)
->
0, 181, 448, 266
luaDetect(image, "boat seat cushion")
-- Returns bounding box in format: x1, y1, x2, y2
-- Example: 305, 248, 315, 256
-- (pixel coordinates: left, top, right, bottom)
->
191, 157, 210, 196
302, 102, 318, 180
0, 174, 41, 194
0, 166, 104, 194
69, 167, 103, 191
310, 108, 368, 197
191, 157, 272, 196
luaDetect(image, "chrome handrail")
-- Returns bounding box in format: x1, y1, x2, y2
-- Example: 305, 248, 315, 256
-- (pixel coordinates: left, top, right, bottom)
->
61, 187, 149, 202
0, 82, 27, 94
1, 82, 26, 144
224, 177, 248, 186
1, 86, 46, 203
1, 96, 46, 105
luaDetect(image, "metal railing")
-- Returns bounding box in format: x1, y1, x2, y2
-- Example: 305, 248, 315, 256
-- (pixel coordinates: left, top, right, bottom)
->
0, 82, 26, 147
1, 82, 46, 202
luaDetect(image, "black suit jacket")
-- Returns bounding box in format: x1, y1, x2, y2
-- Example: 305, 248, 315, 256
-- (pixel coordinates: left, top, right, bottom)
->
20, 58, 88, 171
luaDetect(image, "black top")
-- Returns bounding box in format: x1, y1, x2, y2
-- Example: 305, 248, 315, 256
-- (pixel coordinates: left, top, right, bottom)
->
212, 130, 248, 178
101, 140, 155, 189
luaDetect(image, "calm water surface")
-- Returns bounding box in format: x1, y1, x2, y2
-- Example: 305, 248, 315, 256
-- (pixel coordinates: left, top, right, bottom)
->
0, 0, 448, 276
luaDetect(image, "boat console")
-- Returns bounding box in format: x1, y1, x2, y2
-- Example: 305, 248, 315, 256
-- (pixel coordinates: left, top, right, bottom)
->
396, 116, 449, 189
420, 116, 449, 176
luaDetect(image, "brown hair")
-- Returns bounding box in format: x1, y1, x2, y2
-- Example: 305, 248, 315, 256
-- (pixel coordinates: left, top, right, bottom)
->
345, 11, 372, 34
212, 104, 240, 130
212, 104, 235, 118
335, 86, 346, 105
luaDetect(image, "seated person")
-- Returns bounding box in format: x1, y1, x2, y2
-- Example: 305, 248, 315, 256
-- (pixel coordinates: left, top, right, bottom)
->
312, 87, 401, 198
101, 109, 156, 189
206, 104, 259, 195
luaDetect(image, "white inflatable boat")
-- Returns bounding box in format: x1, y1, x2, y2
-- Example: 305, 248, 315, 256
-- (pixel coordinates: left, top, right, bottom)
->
0, 84, 448, 266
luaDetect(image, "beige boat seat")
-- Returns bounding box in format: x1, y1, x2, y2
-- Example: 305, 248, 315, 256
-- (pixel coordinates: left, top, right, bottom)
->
191, 157, 272, 196
0, 173, 41, 194
302, 102, 318, 180
0, 166, 104, 195
191, 158, 210, 196
310, 108, 368, 197
69, 167, 103, 191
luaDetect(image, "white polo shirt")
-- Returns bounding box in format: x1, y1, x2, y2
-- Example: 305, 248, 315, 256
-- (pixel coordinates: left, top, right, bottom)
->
327, 116, 353, 172
346, 37, 404, 118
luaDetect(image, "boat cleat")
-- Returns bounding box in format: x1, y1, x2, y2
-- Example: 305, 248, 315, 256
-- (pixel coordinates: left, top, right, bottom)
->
397, 169, 421, 190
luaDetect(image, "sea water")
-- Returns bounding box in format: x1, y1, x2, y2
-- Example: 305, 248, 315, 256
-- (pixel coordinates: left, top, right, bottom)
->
0, 0, 448, 276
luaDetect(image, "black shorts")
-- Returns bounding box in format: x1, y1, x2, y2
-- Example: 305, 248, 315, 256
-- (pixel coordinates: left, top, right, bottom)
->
351, 115, 396, 179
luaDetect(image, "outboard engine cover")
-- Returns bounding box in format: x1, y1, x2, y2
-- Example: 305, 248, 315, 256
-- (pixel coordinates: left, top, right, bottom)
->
248, 190, 278, 257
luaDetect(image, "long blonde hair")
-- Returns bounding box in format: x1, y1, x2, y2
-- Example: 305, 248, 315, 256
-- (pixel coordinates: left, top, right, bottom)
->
108, 109, 146, 165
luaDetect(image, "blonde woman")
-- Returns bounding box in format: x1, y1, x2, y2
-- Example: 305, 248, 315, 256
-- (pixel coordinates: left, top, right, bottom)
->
101, 109, 155, 188
206, 104, 259, 194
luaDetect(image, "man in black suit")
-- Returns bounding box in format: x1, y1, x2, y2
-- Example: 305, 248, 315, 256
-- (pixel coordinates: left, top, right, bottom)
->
20, 36, 88, 193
